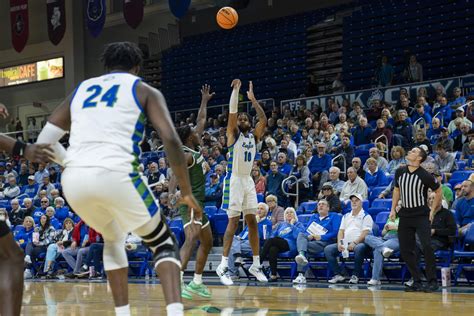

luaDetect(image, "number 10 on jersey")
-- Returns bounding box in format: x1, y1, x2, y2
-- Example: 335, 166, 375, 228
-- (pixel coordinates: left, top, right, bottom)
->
244, 151, 252, 162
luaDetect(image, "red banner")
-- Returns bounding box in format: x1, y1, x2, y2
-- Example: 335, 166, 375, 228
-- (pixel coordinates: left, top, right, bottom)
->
47, 0, 66, 46
10, 0, 29, 53
123, 0, 144, 29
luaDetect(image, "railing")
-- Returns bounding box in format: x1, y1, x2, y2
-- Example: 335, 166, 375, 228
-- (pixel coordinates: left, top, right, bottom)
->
331, 153, 347, 175
432, 111, 444, 126
281, 175, 299, 209
374, 134, 389, 160
413, 117, 427, 133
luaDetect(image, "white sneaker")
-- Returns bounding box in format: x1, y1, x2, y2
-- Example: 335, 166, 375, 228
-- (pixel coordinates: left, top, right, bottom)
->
216, 264, 234, 286
382, 247, 394, 258
328, 274, 345, 284
295, 254, 308, 266
293, 273, 307, 284
249, 264, 268, 282
24, 269, 33, 279
367, 279, 381, 286
348, 275, 359, 284
404, 278, 414, 287
24, 255, 32, 264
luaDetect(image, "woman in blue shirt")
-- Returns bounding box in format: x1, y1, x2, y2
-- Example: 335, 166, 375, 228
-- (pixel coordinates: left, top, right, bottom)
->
14, 216, 35, 250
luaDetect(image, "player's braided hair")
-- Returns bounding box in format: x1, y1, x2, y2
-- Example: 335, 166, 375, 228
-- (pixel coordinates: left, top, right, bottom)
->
100, 42, 143, 71
177, 125, 192, 144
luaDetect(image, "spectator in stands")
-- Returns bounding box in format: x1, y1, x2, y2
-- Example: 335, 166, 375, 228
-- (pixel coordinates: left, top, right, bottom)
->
321, 167, 345, 195
434, 143, 457, 178
259, 149, 272, 175
352, 157, 366, 179
228, 203, 272, 279
21, 175, 39, 198
424, 191, 457, 252
427, 117, 442, 145
147, 162, 160, 185
333, 134, 354, 171
48, 167, 58, 183
9, 199, 24, 226
455, 180, 474, 237
448, 87, 466, 112
15, 216, 34, 250
402, 54, 422, 82
33, 197, 50, 224
375, 56, 394, 87
364, 147, 388, 172
266, 195, 284, 229
53, 197, 69, 221
397, 96, 414, 117
413, 130, 432, 153
366, 99, 384, 122
277, 152, 292, 177
364, 158, 389, 188
43, 217, 75, 277
252, 166, 266, 195
335, 113, 349, 134
462, 140, 474, 161
348, 102, 365, 122
261, 207, 304, 282
455, 125, 473, 152
265, 138, 278, 159
23, 214, 56, 279
289, 155, 311, 203
467, 97, 474, 122
432, 170, 453, 208
435, 127, 454, 152
320, 184, 342, 213
433, 96, 452, 125
34, 163, 49, 184
332, 73, 345, 93
386, 146, 407, 176
449, 118, 464, 139
371, 119, 393, 147
23, 198, 34, 218
326, 193, 373, 284
293, 199, 341, 284
278, 141, 295, 166
158, 158, 170, 181
17, 163, 29, 186
340, 167, 368, 202
394, 110, 413, 148
45, 207, 61, 230
411, 103, 432, 128
37, 175, 55, 200
0, 175, 20, 199
352, 117, 373, 146
308, 143, 331, 194
452, 183, 464, 209
266, 162, 287, 206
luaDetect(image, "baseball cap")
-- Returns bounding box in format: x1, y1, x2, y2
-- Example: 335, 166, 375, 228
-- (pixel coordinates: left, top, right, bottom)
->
28, 176, 35, 181
455, 107, 464, 112
322, 184, 334, 190
350, 193, 363, 201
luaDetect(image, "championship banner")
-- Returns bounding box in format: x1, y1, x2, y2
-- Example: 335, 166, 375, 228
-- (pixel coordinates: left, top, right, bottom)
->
169, 0, 191, 19
10, 0, 29, 53
86, 0, 106, 38
47, 0, 66, 45
123, 0, 143, 29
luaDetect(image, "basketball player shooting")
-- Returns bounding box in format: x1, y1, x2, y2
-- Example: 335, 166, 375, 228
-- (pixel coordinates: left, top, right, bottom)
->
34, 42, 202, 316
216, 79, 268, 285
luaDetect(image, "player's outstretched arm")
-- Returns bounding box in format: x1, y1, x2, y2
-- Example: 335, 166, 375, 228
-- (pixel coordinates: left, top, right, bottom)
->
247, 81, 267, 142
195, 84, 214, 136
137, 82, 202, 217
227, 79, 241, 146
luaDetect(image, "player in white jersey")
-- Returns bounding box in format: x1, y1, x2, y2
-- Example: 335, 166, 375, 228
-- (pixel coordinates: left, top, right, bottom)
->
216, 79, 268, 285
35, 42, 201, 316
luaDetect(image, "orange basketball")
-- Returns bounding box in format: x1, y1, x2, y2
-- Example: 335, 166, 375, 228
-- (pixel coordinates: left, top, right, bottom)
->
216, 6, 239, 29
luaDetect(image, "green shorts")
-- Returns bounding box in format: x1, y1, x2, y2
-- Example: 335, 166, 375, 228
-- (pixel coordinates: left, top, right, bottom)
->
178, 203, 209, 229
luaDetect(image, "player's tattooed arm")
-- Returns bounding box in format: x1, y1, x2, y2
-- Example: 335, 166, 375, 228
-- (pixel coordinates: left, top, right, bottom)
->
247, 81, 267, 143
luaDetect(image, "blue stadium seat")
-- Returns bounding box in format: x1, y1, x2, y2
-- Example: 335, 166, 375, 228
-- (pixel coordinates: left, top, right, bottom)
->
297, 201, 317, 214
371, 199, 392, 210
256, 194, 265, 203
211, 213, 229, 237
449, 171, 473, 186
298, 214, 313, 225
369, 186, 388, 203
375, 212, 390, 232
454, 224, 474, 285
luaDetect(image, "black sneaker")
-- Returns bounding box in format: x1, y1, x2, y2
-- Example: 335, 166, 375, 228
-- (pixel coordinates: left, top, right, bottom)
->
405, 282, 424, 292
64, 272, 77, 279
424, 280, 439, 293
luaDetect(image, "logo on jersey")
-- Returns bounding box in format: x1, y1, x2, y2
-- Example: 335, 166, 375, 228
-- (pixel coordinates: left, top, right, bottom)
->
242, 142, 254, 150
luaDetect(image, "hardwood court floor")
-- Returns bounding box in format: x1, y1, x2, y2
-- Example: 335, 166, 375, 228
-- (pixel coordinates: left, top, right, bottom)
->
22, 280, 474, 315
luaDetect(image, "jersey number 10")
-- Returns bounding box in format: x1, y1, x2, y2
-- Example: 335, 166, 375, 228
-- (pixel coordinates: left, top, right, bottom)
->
244, 151, 252, 162
83, 85, 120, 108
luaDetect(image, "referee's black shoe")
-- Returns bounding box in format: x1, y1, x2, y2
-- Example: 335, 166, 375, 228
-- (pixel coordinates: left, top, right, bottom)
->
404, 281, 424, 292
423, 280, 439, 293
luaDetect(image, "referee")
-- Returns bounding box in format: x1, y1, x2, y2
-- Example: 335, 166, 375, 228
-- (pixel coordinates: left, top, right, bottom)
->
390, 146, 442, 292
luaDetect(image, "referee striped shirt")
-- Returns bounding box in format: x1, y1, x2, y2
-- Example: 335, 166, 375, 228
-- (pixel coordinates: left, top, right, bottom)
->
394, 166, 440, 217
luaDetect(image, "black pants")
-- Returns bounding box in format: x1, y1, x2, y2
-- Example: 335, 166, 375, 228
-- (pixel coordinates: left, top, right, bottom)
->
261, 237, 289, 276
398, 216, 437, 283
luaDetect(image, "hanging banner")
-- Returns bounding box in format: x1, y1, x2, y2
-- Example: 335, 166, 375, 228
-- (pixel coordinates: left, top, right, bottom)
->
169, 0, 191, 19
47, 0, 66, 45
123, 0, 143, 29
10, 0, 29, 53
86, 0, 106, 38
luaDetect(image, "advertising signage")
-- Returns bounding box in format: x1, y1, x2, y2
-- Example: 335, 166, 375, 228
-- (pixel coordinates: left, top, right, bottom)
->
0, 57, 64, 88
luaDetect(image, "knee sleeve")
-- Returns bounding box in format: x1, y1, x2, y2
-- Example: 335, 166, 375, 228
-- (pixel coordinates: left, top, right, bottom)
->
103, 239, 128, 271
135, 213, 181, 269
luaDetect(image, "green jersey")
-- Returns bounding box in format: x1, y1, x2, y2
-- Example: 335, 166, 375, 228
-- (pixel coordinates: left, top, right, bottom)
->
183, 145, 206, 204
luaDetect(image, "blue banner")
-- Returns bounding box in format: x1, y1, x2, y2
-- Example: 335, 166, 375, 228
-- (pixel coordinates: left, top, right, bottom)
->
86, 0, 106, 38
281, 76, 469, 112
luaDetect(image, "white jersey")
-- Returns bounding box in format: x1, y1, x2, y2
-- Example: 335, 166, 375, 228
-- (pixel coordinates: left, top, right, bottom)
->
65, 72, 145, 173
227, 132, 256, 177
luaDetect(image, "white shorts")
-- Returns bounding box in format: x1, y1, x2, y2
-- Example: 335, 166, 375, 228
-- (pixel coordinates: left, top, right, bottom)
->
61, 167, 160, 241
221, 175, 257, 218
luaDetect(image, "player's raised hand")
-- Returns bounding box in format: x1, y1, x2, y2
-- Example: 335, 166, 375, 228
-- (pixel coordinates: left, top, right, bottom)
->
0, 103, 9, 119
24, 144, 55, 163
180, 193, 203, 221
247, 81, 257, 102
201, 84, 215, 102
231, 79, 241, 90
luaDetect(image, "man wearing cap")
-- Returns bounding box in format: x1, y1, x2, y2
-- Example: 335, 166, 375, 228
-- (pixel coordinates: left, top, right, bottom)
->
339, 167, 368, 203
4, 162, 18, 178
325, 193, 373, 284
390, 146, 442, 292
320, 184, 342, 213
21, 176, 39, 199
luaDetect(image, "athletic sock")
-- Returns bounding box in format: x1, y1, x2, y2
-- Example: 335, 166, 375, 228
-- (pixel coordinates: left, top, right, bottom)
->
252, 256, 261, 267
299, 251, 305, 257
166, 303, 184, 316
220, 256, 229, 268
180, 271, 184, 283
115, 304, 130, 316
193, 273, 203, 285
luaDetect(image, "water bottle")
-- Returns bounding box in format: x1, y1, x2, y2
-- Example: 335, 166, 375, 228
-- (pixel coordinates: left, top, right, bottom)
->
33, 227, 40, 243
145, 269, 150, 281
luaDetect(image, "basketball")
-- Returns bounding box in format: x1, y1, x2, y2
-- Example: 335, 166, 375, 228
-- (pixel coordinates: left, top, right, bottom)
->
216, 6, 239, 29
